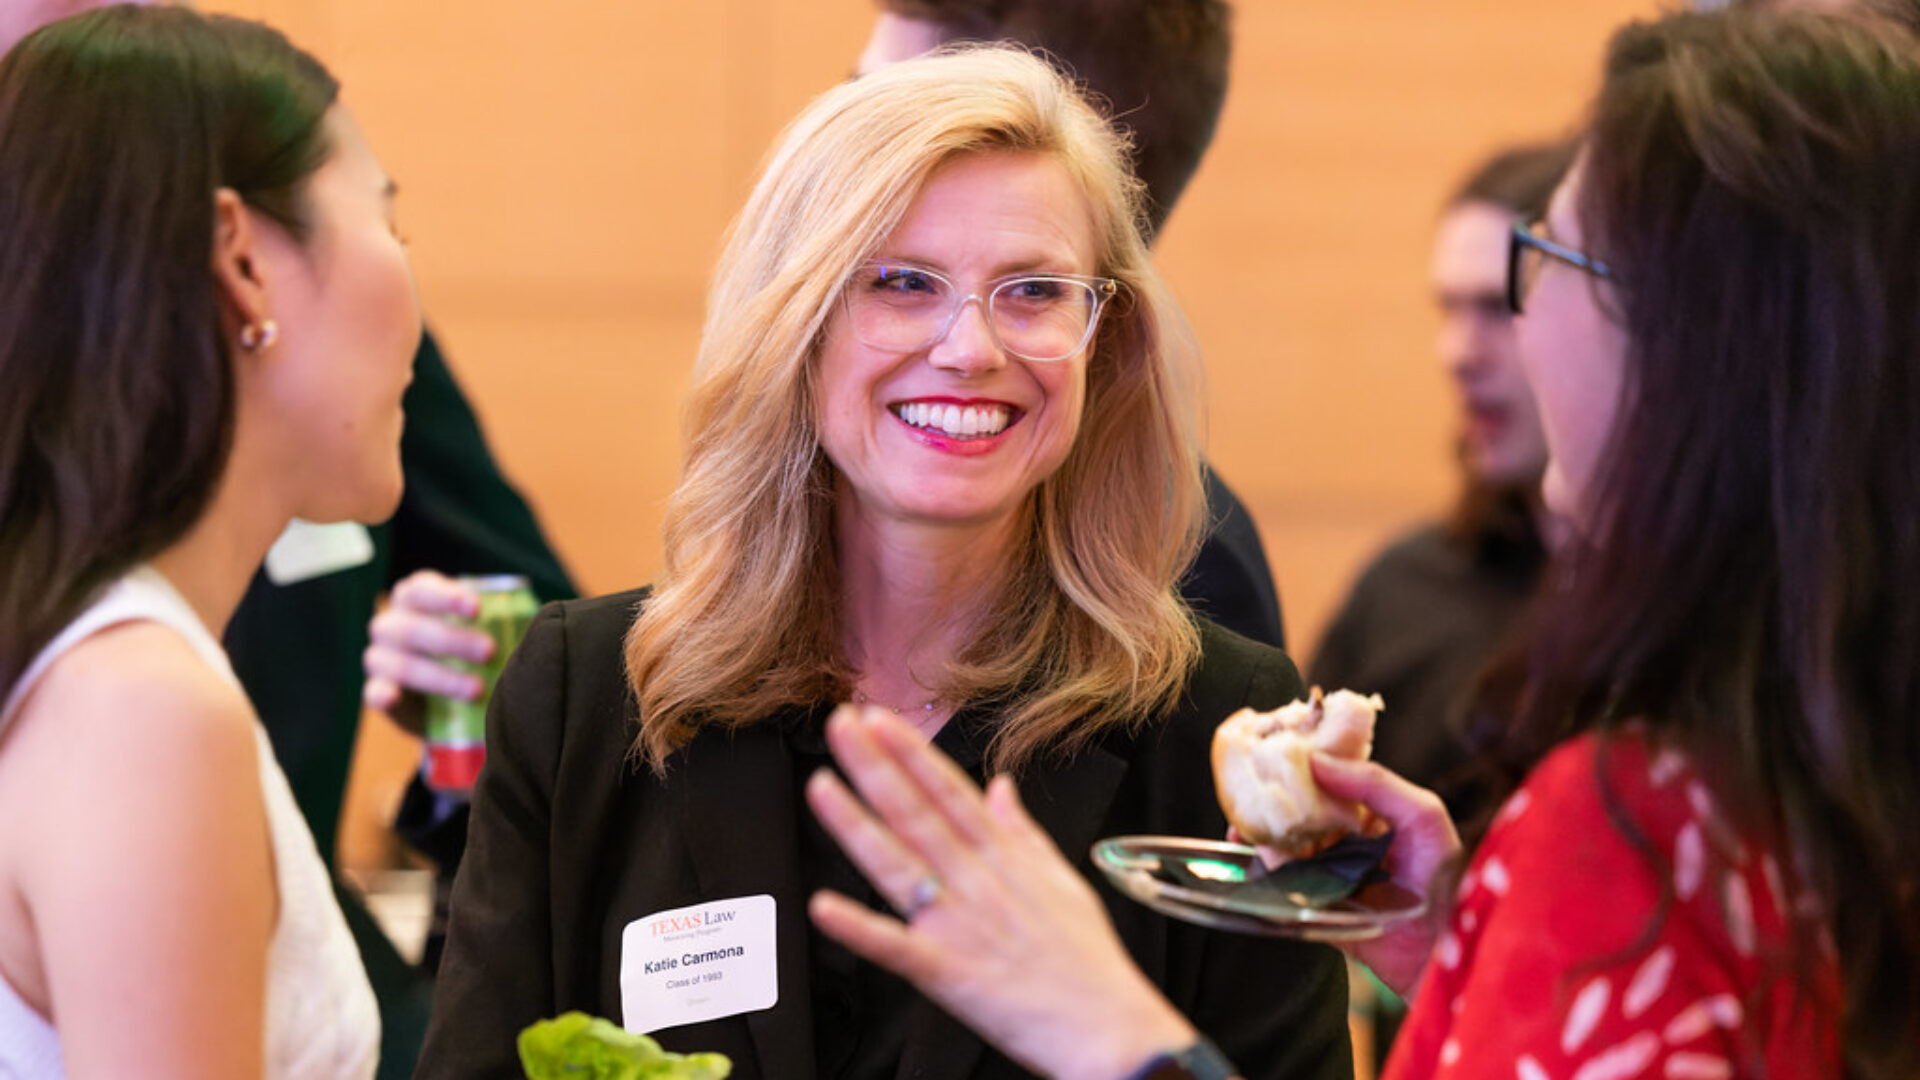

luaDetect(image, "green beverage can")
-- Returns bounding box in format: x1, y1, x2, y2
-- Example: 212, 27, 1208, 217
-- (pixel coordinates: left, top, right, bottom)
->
423, 574, 539, 792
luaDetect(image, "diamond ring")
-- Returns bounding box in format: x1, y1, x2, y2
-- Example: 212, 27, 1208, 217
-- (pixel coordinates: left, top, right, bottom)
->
904, 874, 943, 919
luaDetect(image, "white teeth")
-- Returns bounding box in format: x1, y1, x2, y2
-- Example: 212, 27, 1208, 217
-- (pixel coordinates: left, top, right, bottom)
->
894, 402, 1011, 439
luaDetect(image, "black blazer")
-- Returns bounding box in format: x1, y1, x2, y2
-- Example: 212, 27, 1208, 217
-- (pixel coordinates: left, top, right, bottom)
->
417, 590, 1353, 1080
1186, 466, 1286, 653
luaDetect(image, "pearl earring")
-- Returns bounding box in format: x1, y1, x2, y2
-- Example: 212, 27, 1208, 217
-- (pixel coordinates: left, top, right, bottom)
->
239, 318, 280, 351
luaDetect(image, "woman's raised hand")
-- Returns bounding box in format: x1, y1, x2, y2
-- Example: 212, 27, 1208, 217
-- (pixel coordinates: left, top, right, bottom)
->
806, 705, 1197, 1080
1308, 753, 1462, 996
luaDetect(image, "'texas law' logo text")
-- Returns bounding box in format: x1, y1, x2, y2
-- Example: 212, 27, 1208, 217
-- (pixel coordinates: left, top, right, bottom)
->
649, 906, 740, 938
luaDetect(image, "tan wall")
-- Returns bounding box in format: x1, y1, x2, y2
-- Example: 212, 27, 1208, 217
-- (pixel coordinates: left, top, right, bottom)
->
201, 0, 1656, 868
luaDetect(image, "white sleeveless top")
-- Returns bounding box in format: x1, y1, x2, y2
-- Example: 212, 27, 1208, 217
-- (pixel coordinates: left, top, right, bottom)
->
0, 567, 380, 1080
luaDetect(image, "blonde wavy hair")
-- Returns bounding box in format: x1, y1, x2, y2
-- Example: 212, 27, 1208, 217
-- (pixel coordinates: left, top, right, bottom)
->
626, 45, 1206, 774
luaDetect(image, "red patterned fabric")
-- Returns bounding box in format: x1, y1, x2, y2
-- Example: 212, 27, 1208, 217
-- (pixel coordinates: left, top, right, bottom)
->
1383, 731, 1840, 1080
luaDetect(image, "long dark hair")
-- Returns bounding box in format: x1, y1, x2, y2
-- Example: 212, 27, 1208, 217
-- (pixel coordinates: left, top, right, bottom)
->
1489, 11, 1920, 1076
0, 6, 339, 700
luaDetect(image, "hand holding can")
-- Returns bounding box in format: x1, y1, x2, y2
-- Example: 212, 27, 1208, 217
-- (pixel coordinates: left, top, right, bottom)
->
423, 575, 539, 792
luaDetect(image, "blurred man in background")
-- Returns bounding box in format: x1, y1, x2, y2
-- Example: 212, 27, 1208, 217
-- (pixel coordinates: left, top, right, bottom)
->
1311, 141, 1573, 826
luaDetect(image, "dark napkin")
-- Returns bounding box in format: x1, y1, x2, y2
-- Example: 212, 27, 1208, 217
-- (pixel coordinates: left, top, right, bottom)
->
1151, 832, 1394, 910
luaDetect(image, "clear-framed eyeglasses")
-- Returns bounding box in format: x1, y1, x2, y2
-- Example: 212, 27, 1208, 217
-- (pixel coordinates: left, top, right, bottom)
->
842, 260, 1121, 363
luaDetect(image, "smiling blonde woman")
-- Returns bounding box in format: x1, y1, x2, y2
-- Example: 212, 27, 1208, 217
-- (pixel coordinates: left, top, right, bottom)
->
418, 45, 1352, 1080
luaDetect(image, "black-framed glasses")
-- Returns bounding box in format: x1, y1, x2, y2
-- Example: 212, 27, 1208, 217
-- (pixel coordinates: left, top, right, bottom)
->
1507, 217, 1612, 316
843, 260, 1121, 363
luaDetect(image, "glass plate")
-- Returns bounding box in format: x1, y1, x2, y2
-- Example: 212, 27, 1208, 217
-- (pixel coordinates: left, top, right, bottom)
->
1090, 835, 1426, 942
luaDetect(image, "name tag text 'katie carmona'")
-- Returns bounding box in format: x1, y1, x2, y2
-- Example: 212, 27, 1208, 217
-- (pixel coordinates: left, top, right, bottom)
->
621, 895, 777, 1034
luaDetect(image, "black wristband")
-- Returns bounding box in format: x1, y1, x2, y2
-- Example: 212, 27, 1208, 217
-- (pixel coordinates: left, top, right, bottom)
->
1122, 1035, 1241, 1080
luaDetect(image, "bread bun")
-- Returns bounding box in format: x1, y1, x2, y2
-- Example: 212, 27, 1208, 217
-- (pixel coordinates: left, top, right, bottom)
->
1211, 687, 1383, 856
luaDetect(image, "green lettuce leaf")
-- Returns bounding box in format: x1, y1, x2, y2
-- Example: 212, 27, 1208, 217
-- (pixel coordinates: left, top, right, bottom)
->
517, 1012, 732, 1080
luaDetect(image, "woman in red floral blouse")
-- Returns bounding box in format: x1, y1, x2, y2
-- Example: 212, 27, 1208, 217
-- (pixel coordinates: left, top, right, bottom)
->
801, 8, 1920, 1080
1366, 8, 1920, 1078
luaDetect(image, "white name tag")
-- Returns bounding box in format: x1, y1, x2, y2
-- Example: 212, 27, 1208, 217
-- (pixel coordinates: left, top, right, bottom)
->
263, 519, 375, 585
621, 895, 778, 1035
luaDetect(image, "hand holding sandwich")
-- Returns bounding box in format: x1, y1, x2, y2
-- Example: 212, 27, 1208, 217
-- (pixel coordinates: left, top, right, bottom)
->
1307, 753, 1460, 996
1210, 687, 1462, 995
